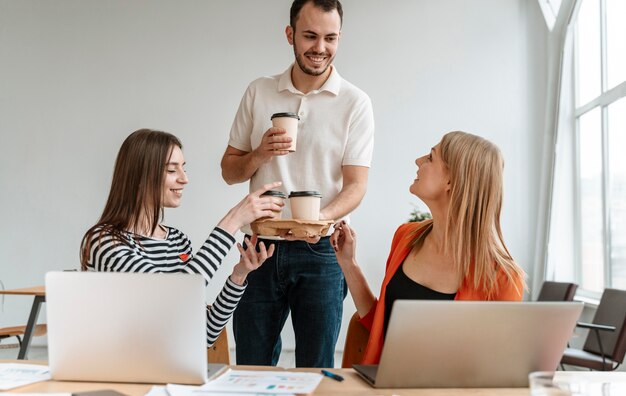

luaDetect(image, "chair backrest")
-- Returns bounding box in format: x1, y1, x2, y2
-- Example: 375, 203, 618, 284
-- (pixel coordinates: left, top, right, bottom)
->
206, 305, 230, 365
207, 329, 230, 364
341, 312, 370, 368
536, 281, 578, 301
583, 288, 626, 363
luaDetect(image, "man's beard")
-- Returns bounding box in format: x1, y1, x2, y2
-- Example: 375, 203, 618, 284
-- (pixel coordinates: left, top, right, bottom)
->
294, 45, 333, 76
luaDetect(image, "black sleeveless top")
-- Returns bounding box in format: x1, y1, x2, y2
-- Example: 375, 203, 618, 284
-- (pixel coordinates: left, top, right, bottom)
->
383, 263, 457, 337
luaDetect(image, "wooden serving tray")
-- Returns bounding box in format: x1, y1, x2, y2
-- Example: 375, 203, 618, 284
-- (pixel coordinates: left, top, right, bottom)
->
250, 219, 334, 238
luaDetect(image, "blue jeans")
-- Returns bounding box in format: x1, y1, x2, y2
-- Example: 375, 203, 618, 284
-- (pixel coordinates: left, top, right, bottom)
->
233, 237, 347, 367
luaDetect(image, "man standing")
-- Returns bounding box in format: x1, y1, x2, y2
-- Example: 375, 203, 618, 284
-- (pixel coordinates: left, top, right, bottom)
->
221, 0, 374, 368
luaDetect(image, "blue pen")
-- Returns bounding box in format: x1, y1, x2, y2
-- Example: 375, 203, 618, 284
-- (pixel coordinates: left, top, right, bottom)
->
321, 369, 344, 382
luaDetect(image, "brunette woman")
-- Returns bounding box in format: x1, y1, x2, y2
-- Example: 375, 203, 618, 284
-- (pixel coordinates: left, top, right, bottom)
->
80, 129, 284, 345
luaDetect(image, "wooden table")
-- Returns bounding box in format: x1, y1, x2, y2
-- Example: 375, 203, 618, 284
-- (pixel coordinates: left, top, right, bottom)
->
5, 361, 626, 395
0, 286, 46, 359
1, 361, 530, 396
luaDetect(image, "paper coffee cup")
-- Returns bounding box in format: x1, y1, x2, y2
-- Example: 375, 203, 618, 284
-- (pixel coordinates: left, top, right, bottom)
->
271, 112, 300, 152
288, 191, 322, 221
260, 190, 287, 219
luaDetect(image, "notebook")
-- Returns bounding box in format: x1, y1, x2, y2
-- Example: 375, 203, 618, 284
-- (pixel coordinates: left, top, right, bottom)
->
353, 300, 583, 388
46, 271, 209, 384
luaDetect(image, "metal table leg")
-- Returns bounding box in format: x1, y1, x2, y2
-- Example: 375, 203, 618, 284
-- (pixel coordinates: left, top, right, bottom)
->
17, 295, 46, 359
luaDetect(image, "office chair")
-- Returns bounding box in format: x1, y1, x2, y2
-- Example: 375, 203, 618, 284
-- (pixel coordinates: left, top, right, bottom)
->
561, 288, 626, 371
341, 312, 370, 368
0, 324, 47, 348
207, 329, 230, 364
536, 281, 578, 301
205, 305, 231, 364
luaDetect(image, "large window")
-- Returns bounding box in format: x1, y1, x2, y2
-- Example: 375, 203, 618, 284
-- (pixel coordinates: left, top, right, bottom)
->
574, 0, 626, 292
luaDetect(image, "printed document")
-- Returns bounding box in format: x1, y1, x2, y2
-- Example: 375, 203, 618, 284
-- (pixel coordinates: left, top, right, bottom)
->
167, 369, 322, 395
0, 363, 51, 390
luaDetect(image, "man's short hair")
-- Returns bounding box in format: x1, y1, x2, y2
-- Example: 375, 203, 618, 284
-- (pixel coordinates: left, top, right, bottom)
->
290, 0, 343, 30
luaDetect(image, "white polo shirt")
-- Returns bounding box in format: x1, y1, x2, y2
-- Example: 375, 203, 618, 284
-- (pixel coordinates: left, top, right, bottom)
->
228, 64, 375, 223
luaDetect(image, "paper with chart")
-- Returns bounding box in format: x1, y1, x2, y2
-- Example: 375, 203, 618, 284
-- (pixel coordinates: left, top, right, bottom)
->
167, 369, 322, 395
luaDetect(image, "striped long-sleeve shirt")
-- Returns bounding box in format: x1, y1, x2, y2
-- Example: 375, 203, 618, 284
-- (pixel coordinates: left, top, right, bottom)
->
86, 225, 244, 346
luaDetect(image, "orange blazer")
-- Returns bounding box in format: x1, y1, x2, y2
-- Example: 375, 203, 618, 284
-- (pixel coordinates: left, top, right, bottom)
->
358, 221, 525, 364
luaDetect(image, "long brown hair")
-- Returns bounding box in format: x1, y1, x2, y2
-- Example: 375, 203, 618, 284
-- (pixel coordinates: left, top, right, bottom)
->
80, 129, 182, 269
412, 131, 525, 297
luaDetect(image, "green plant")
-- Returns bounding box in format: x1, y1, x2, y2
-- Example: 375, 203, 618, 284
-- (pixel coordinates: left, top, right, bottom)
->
408, 206, 432, 222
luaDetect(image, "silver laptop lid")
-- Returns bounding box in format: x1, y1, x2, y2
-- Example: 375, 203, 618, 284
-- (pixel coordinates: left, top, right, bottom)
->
376, 301, 583, 388
46, 271, 208, 384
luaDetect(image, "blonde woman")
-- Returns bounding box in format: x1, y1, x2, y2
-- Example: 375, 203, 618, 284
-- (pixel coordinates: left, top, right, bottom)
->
331, 131, 526, 365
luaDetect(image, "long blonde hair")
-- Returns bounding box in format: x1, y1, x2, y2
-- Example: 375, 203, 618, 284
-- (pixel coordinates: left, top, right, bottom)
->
413, 131, 525, 297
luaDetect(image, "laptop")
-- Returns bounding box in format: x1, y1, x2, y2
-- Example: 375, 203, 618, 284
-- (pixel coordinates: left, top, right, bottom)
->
46, 271, 210, 384
353, 300, 583, 388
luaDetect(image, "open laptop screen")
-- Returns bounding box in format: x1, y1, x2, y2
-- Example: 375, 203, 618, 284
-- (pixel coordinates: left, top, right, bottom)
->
46, 271, 208, 384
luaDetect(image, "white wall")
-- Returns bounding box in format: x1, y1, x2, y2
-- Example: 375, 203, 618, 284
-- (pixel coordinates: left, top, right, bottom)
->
0, 0, 548, 354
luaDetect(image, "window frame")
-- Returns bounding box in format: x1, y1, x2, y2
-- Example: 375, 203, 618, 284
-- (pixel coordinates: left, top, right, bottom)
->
573, 0, 626, 295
